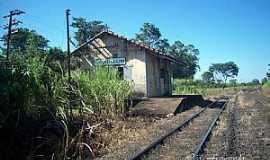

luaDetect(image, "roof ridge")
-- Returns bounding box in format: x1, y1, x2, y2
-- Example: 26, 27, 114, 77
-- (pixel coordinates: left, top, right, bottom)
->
71, 30, 176, 62
102, 30, 173, 56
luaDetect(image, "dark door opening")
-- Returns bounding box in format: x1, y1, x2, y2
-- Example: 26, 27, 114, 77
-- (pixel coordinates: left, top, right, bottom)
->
118, 67, 124, 79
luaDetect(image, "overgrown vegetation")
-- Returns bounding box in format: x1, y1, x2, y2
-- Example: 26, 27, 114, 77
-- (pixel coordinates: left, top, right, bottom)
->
0, 14, 267, 159
172, 78, 262, 96
0, 21, 200, 159
72, 67, 133, 118
0, 42, 133, 159
173, 79, 207, 95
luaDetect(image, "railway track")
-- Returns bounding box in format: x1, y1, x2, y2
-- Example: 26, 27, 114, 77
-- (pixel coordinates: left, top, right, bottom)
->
128, 96, 230, 160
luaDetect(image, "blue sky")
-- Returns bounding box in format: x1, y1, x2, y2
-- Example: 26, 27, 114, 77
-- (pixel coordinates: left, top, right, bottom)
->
1, 0, 270, 82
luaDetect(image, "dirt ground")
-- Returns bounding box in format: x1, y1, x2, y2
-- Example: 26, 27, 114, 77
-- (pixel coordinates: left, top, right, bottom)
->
203, 87, 270, 160
94, 87, 270, 160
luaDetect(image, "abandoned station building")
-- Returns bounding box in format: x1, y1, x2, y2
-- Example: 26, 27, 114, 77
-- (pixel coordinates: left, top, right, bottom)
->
72, 31, 176, 97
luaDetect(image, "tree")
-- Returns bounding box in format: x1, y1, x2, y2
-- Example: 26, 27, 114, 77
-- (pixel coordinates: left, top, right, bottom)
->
229, 79, 237, 87
1, 28, 49, 53
266, 64, 270, 80
0, 48, 3, 55
71, 17, 109, 46
154, 38, 170, 53
134, 23, 200, 78
45, 47, 66, 74
262, 77, 268, 84
135, 22, 162, 48
201, 71, 214, 84
251, 79, 260, 85
170, 41, 200, 79
209, 61, 239, 87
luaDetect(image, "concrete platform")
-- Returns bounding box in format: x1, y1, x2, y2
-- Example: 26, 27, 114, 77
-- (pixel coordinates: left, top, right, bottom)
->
128, 95, 204, 118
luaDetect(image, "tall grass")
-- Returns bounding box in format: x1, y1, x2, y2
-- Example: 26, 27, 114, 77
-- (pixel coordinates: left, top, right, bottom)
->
0, 49, 133, 159
72, 67, 133, 118
173, 79, 207, 96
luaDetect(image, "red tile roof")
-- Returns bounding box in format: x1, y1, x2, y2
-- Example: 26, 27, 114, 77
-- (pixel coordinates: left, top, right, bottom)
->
71, 30, 177, 62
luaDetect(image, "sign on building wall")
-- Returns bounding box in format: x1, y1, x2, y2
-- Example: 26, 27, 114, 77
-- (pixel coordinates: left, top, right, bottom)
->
95, 57, 126, 66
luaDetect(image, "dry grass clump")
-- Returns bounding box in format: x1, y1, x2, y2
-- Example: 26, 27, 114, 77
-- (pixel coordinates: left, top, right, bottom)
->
100, 117, 153, 152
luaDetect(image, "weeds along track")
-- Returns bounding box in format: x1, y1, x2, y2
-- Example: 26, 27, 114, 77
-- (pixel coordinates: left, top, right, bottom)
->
128, 97, 229, 160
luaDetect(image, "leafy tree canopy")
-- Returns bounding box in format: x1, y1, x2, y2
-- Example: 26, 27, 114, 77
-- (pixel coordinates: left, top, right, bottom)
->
136, 23, 200, 78
170, 41, 200, 79
134, 23, 200, 79
251, 79, 260, 85
71, 17, 109, 46
266, 64, 270, 79
155, 38, 170, 53
229, 79, 237, 85
1, 28, 49, 53
201, 71, 214, 84
45, 47, 66, 74
135, 22, 162, 48
262, 77, 268, 84
209, 61, 239, 84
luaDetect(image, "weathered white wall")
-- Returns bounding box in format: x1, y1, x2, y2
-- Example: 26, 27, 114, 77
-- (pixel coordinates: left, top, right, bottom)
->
78, 34, 148, 96
102, 35, 147, 96
145, 53, 160, 97
145, 51, 172, 97
74, 33, 172, 97
126, 47, 147, 96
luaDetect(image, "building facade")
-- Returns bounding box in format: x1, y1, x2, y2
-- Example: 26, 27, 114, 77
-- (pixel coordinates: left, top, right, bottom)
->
72, 31, 175, 97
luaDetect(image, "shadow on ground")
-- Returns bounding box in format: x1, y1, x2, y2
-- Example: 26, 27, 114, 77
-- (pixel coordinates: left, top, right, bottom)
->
128, 95, 226, 118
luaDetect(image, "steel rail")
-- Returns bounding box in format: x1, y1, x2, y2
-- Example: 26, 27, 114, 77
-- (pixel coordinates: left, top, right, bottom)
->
128, 100, 219, 160
192, 98, 229, 160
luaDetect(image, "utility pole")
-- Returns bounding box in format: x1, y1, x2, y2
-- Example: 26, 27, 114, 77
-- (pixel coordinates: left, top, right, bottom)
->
66, 9, 73, 117
3, 9, 25, 61
66, 9, 71, 86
